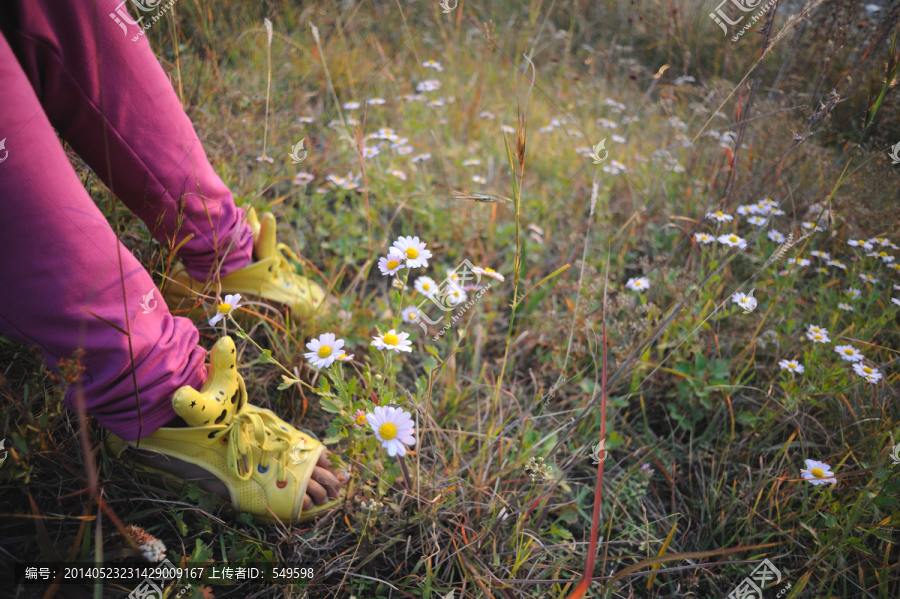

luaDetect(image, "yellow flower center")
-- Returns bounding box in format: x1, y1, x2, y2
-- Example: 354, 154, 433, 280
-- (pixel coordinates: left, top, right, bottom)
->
845, 349, 855, 355
811, 468, 825, 478
387, 259, 400, 270
814, 334, 822, 340
218, 303, 232, 314
407, 311, 417, 319
880, 252, 888, 257
863, 366, 872, 374
485, 268, 495, 274
729, 236, 738, 242
716, 211, 724, 217
383, 333, 399, 346
379, 422, 397, 440
317, 346, 332, 358
406, 247, 419, 259
423, 283, 431, 290
355, 413, 367, 426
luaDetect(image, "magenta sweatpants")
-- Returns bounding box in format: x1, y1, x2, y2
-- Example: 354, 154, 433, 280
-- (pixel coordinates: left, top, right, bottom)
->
0, 0, 255, 440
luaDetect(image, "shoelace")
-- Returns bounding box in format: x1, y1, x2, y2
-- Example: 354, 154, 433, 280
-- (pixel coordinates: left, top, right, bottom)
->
225, 408, 294, 484
268, 243, 307, 290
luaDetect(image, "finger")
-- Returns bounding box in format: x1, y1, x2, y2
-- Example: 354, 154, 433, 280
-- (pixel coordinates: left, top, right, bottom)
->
302, 494, 313, 512
317, 452, 332, 469
312, 466, 341, 498
305, 478, 328, 505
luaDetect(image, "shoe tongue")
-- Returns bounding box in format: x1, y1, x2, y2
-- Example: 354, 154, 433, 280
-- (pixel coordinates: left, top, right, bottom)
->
172, 336, 247, 427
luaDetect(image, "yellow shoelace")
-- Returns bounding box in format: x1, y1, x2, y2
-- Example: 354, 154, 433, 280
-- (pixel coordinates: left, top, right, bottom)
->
225, 408, 294, 483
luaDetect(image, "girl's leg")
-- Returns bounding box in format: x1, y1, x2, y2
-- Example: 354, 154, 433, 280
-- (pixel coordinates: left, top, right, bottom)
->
0, 30, 207, 441
0, 0, 254, 281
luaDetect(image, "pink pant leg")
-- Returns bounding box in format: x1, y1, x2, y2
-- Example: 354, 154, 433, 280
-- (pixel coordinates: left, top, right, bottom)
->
0, 31, 206, 441
0, 0, 254, 281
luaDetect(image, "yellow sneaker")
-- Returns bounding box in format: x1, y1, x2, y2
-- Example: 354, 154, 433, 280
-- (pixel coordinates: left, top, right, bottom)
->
106, 336, 342, 524
165, 207, 327, 320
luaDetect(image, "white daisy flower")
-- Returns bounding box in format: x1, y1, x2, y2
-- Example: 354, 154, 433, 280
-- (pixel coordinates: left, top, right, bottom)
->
401, 306, 422, 324
848, 239, 873, 250
412, 153, 431, 162
414, 276, 438, 297
767, 230, 786, 243
602, 160, 626, 174
472, 175, 486, 184
297, 115, 314, 123
293, 172, 315, 185
695, 232, 716, 244
427, 97, 446, 107
366, 406, 416, 457
859, 273, 878, 283
747, 216, 766, 226
345, 118, 359, 126
869, 237, 891, 247
255, 155, 274, 164
343, 101, 360, 110
402, 93, 425, 102
806, 330, 831, 343
566, 129, 584, 137
671, 164, 686, 173
391, 170, 407, 180
837, 302, 854, 312
478, 111, 496, 119
422, 59, 443, 71
472, 266, 505, 282
893, 298, 900, 307
834, 344, 864, 361
737, 205, 753, 215
731, 292, 757, 312
800, 459, 836, 485
390, 236, 432, 268
366, 97, 386, 105
875, 251, 895, 263
416, 79, 441, 92
845, 287, 861, 299
597, 117, 617, 128
786, 258, 811, 267
501, 125, 516, 134
362, 146, 380, 158
462, 158, 481, 166
304, 333, 345, 369
718, 233, 748, 249
827, 260, 847, 270
444, 285, 468, 306
371, 329, 413, 353
853, 363, 882, 383
395, 145, 414, 155
801, 221, 825, 232
810, 250, 830, 260
209, 294, 242, 326
377, 255, 406, 276
626, 277, 650, 292
778, 359, 804, 374
611, 134, 627, 143
706, 210, 734, 222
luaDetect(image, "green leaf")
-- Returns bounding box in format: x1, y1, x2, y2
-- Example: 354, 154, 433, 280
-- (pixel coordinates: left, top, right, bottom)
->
259, 349, 276, 364
277, 375, 300, 391
174, 512, 188, 536
320, 397, 343, 413
321, 436, 342, 445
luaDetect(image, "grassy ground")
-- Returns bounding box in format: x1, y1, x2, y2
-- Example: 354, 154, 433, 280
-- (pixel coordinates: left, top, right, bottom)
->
3, 0, 900, 597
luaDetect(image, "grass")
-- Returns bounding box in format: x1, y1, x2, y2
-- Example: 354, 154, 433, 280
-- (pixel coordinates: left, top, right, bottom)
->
2, 0, 900, 598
